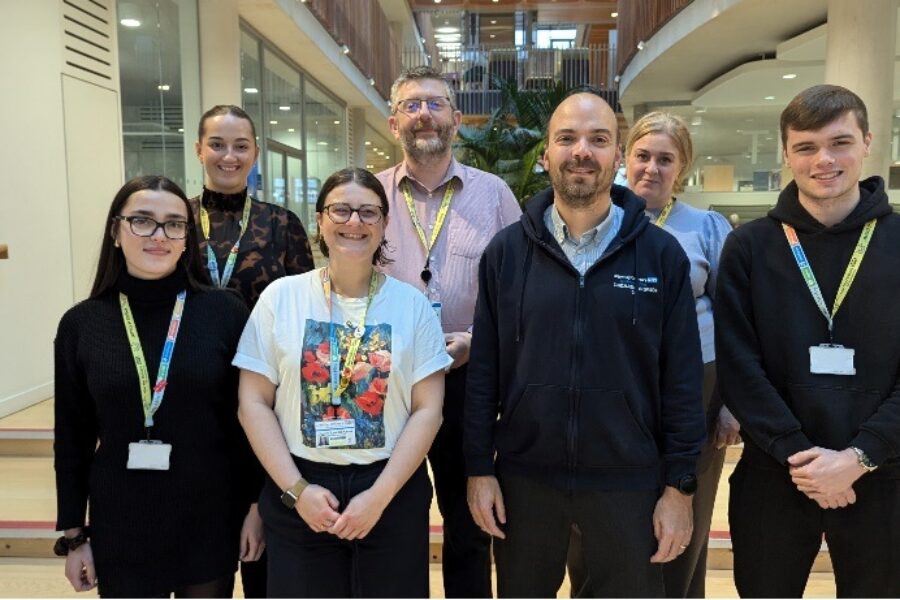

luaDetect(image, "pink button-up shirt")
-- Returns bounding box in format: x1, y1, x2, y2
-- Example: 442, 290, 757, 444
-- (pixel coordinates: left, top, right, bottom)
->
377, 159, 521, 333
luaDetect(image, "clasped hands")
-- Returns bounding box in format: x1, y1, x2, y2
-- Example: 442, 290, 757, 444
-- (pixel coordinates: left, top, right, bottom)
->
295, 484, 389, 540
787, 446, 867, 510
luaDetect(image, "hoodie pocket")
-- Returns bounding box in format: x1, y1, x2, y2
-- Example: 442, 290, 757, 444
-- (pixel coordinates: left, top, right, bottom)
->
786, 383, 882, 449
496, 384, 569, 467
577, 388, 658, 468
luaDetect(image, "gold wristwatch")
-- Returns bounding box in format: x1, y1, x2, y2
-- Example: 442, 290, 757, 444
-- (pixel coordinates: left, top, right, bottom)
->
280, 477, 310, 508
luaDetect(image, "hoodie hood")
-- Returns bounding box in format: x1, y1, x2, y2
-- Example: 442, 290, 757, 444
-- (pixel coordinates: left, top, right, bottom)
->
521, 184, 650, 247
769, 175, 890, 234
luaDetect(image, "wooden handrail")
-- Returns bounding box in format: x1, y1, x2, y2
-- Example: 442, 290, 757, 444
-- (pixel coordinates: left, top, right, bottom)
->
616, 0, 693, 74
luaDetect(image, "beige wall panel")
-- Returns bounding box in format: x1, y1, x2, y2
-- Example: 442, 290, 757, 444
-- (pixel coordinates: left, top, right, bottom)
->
702, 165, 735, 193
62, 75, 124, 302
0, 1, 72, 415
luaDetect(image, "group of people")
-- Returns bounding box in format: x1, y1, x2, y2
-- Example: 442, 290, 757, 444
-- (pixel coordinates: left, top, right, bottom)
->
52, 63, 899, 600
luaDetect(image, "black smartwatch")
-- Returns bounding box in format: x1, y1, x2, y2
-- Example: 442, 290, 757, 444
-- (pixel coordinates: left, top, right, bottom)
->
675, 474, 698, 496
53, 528, 90, 556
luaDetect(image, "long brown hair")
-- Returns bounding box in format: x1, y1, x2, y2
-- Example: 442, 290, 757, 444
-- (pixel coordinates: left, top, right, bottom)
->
89, 176, 211, 298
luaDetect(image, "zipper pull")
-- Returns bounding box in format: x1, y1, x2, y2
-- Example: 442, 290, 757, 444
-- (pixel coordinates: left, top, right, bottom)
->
579, 275, 585, 289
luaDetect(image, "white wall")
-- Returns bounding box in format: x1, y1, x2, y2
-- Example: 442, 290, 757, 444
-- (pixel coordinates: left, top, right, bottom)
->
0, 0, 123, 417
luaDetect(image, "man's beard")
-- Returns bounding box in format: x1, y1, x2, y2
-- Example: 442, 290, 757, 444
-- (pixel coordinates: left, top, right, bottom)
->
401, 121, 454, 163
549, 158, 613, 208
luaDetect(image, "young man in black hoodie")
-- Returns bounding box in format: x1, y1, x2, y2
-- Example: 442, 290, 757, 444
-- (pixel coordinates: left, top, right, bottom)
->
716, 84, 900, 597
464, 91, 706, 597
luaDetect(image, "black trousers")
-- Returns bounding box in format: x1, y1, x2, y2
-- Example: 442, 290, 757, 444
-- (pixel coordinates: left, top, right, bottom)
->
568, 361, 722, 598
260, 458, 432, 598
239, 550, 267, 598
730, 459, 900, 598
99, 574, 234, 598
430, 364, 493, 597
495, 473, 664, 598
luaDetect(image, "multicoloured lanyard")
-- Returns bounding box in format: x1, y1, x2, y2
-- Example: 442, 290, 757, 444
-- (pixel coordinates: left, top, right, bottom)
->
653, 200, 675, 228
321, 268, 378, 407
119, 290, 187, 429
782, 219, 876, 338
401, 180, 454, 283
199, 195, 252, 288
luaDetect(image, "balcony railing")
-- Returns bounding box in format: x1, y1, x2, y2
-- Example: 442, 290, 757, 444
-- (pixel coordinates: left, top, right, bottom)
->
304, 0, 401, 101
403, 45, 618, 115
616, 0, 693, 73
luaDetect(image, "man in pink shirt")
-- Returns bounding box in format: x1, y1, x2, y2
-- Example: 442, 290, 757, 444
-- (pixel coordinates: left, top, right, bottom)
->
377, 66, 521, 598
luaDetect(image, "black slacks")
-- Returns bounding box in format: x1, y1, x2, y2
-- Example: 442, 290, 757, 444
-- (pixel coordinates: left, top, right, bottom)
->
495, 473, 664, 598
260, 458, 432, 598
430, 364, 493, 597
730, 459, 900, 598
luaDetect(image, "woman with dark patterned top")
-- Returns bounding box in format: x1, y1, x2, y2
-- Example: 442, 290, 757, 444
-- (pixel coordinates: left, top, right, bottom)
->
190, 105, 315, 310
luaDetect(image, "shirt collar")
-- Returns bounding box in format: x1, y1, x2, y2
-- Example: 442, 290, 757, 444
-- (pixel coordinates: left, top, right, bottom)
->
547, 203, 616, 246
394, 157, 465, 194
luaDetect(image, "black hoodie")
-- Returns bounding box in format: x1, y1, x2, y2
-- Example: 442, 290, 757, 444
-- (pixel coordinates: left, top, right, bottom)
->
464, 185, 705, 491
716, 176, 900, 474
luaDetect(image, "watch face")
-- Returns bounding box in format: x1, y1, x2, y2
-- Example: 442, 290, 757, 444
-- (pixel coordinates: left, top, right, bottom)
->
280, 489, 298, 509
678, 475, 698, 495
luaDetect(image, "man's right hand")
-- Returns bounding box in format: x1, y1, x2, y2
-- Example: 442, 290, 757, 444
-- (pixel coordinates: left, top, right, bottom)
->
467, 475, 507, 539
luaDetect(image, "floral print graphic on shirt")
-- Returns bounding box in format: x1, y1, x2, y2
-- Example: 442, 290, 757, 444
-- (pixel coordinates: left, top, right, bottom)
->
300, 319, 392, 448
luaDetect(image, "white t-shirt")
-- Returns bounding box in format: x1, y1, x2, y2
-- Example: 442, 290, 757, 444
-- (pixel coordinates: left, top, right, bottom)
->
234, 269, 452, 465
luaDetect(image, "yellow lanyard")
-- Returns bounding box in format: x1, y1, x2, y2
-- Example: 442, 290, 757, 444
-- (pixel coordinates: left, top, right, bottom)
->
199, 195, 252, 288
782, 219, 876, 337
401, 180, 454, 282
321, 268, 378, 404
653, 200, 675, 228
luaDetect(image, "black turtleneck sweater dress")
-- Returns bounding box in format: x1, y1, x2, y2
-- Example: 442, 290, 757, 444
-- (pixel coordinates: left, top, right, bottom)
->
189, 188, 315, 309
54, 269, 250, 594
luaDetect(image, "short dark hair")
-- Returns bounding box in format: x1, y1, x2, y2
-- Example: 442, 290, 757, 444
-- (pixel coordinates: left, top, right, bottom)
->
197, 104, 258, 143
315, 168, 392, 266
780, 85, 869, 146
89, 175, 211, 298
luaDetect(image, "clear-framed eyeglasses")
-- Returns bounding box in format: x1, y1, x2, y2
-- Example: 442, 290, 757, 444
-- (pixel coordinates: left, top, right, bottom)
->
322, 203, 384, 225
115, 215, 189, 240
394, 97, 452, 116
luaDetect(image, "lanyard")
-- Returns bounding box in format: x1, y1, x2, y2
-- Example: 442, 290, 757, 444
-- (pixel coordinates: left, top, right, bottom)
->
653, 201, 675, 228
782, 219, 876, 338
401, 180, 454, 283
199, 195, 252, 288
321, 268, 378, 406
120, 290, 187, 429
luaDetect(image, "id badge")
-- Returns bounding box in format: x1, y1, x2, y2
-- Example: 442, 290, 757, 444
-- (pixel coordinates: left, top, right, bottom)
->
431, 302, 442, 321
810, 344, 856, 376
314, 418, 356, 448
127, 440, 172, 470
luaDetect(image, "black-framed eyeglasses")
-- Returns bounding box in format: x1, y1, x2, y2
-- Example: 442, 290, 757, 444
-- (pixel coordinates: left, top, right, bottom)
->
394, 97, 452, 115
115, 215, 189, 240
322, 203, 384, 225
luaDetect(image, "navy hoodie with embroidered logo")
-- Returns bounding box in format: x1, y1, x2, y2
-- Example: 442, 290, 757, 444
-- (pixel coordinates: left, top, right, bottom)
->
464, 185, 706, 491
716, 176, 900, 474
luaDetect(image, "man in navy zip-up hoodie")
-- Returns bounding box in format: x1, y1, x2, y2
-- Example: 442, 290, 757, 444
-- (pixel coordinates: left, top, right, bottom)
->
464, 92, 706, 597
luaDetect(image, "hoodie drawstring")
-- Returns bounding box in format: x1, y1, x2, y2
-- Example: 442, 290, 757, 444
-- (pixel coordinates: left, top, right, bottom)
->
516, 239, 534, 343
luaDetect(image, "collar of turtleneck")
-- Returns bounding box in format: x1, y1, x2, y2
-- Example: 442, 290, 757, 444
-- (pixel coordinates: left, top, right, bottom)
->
202, 187, 248, 211
115, 268, 189, 306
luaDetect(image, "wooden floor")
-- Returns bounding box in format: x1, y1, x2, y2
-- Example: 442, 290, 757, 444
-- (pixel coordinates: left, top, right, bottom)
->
0, 400, 838, 597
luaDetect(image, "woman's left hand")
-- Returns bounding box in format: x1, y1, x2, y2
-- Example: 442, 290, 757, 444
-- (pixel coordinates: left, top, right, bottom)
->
328, 488, 391, 540
239, 503, 266, 562
714, 406, 742, 449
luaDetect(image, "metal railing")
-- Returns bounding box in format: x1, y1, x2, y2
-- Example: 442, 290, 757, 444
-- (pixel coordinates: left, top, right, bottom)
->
402, 45, 618, 115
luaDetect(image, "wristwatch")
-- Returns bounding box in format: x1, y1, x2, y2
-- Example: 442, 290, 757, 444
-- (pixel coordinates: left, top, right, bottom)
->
675, 474, 698, 496
849, 446, 877, 473
53, 528, 90, 556
280, 477, 310, 508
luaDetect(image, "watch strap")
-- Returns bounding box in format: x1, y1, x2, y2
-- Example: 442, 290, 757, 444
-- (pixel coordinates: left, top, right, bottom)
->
849, 446, 877, 472
280, 477, 310, 508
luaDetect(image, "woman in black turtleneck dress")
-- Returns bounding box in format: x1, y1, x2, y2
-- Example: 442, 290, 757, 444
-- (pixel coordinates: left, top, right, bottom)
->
54, 176, 252, 597
188, 105, 314, 597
